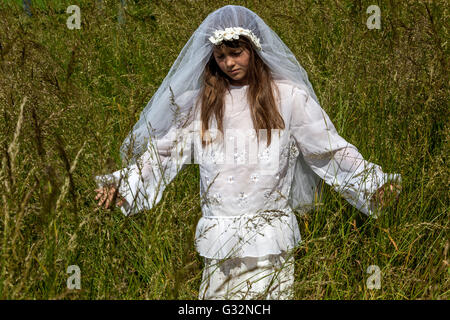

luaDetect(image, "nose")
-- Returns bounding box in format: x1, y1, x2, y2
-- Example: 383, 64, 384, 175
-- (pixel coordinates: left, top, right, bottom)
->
224, 56, 235, 69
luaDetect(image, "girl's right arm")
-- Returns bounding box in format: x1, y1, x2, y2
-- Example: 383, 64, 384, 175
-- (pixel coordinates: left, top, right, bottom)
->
94, 126, 193, 216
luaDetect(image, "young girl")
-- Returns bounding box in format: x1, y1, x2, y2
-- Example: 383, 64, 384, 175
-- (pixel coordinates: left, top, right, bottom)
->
94, 5, 401, 299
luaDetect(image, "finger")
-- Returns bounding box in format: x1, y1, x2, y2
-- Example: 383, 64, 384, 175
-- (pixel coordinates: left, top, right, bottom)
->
378, 189, 384, 200
106, 189, 117, 209
390, 184, 398, 195
98, 191, 107, 206
388, 185, 397, 197
394, 186, 401, 199
107, 193, 116, 209
98, 187, 107, 193
371, 193, 377, 202
371, 191, 379, 202
98, 194, 104, 206
108, 190, 117, 207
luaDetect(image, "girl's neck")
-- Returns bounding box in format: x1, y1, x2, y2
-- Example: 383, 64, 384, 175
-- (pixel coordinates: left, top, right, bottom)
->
230, 83, 249, 88
229, 79, 249, 87
229, 76, 249, 87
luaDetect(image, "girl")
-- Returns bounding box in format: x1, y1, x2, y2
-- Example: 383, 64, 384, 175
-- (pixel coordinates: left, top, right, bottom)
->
94, 5, 401, 299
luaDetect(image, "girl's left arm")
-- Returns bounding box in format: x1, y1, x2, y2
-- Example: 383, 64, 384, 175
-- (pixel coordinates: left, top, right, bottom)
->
290, 87, 401, 218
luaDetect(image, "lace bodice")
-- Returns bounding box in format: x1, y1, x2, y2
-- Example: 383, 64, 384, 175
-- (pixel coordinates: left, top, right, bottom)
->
95, 81, 400, 259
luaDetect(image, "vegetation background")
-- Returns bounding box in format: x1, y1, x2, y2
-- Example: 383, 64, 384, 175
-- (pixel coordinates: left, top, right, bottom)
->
0, 0, 448, 299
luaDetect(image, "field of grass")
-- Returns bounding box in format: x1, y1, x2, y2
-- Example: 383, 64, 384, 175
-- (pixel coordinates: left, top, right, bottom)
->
0, 0, 448, 299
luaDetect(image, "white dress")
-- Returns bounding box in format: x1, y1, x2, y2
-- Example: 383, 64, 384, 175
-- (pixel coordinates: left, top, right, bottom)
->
94, 80, 400, 299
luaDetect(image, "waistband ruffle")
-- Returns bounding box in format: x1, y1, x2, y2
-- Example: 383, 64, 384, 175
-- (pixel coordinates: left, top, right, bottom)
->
195, 209, 301, 259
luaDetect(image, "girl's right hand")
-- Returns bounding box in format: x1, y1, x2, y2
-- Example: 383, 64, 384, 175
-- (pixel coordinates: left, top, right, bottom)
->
94, 185, 125, 209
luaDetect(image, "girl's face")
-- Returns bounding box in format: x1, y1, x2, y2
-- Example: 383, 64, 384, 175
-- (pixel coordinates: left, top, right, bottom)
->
213, 45, 250, 85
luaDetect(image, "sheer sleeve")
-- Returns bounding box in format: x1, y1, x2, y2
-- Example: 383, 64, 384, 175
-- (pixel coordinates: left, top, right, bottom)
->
290, 87, 401, 218
94, 126, 193, 217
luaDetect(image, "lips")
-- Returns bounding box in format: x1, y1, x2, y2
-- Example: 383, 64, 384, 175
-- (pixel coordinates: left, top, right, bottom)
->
229, 69, 240, 74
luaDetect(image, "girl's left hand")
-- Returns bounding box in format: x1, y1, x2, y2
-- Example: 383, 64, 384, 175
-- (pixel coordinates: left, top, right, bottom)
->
371, 183, 402, 209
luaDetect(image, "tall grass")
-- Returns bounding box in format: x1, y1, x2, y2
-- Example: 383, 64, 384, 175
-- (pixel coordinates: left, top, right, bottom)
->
0, 0, 448, 299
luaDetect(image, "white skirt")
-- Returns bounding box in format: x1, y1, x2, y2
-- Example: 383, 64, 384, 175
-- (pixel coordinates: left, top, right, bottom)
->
198, 252, 295, 300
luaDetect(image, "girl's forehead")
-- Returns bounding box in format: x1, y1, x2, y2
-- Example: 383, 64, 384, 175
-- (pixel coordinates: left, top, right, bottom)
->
213, 45, 241, 54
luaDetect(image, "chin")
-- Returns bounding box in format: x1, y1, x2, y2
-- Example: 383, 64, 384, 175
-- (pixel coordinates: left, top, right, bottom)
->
231, 74, 244, 81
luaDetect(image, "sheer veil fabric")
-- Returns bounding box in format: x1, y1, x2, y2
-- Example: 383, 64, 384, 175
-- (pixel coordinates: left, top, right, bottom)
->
118, 5, 326, 211
95, 5, 402, 299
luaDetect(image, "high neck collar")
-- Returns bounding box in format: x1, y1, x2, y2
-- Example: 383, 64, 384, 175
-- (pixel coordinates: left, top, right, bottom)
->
229, 83, 249, 89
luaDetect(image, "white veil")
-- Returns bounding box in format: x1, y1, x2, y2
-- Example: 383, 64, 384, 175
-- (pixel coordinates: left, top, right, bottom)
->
120, 5, 322, 212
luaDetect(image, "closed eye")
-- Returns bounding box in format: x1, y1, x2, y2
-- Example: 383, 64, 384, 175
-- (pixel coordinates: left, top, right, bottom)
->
215, 51, 242, 59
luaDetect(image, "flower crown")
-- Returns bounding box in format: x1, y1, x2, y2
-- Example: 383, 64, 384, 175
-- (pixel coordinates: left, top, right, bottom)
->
208, 27, 262, 51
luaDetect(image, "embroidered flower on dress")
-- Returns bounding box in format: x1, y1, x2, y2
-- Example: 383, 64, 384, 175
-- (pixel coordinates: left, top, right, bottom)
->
207, 150, 224, 164
234, 150, 246, 163
237, 192, 249, 208
210, 192, 222, 205
263, 190, 272, 199
250, 173, 259, 183
258, 147, 271, 161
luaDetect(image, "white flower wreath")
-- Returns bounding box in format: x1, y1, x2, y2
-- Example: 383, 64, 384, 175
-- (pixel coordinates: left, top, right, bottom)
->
208, 27, 262, 50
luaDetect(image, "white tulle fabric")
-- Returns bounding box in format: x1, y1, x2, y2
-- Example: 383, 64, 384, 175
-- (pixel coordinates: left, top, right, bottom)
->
94, 81, 401, 260
119, 5, 319, 166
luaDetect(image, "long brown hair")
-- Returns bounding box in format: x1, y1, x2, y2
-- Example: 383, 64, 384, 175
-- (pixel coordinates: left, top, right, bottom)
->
198, 36, 284, 147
